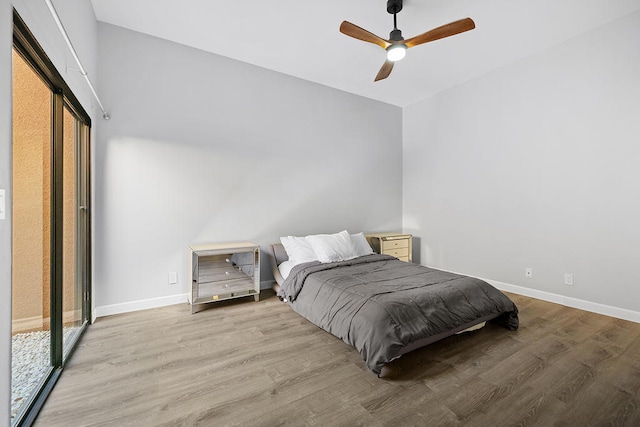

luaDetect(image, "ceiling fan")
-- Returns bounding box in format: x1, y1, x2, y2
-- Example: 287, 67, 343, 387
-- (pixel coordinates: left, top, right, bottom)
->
340, 0, 475, 82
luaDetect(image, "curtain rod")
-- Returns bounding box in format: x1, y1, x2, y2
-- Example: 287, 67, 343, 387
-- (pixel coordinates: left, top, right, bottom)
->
44, 0, 110, 120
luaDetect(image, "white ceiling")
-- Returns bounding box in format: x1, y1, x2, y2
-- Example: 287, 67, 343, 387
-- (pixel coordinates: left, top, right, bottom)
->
90, 0, 640, 107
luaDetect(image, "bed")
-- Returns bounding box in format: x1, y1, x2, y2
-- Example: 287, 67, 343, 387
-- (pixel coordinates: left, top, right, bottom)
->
269, 232, 519, 376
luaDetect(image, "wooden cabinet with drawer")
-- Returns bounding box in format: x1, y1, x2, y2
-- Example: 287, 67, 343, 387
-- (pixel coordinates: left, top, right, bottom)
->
365, 233, 413, 262
187, 242, 260, 313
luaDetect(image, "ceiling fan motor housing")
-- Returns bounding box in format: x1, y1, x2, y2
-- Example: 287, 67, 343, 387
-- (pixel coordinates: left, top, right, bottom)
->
387, 0, 403, 14
389, 28, 404, 41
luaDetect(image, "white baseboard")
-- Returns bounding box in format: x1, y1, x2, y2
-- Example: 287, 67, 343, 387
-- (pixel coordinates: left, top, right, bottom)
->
260, 279, 275, 290
95, 282, 275, 319
95, 293, 188, 318
484, 278, 640, 324
93, 278, 640, 325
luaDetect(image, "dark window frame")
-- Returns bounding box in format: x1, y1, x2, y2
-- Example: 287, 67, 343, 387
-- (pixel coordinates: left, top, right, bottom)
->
12, 9, 92, 427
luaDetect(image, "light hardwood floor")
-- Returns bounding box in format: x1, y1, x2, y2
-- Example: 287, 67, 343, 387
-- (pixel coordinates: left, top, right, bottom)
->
35, 291, 640, 426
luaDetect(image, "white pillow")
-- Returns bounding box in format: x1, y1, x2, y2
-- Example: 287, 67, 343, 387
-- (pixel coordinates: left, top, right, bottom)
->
280, 235, 317, 263
351, 232, 374, 256
278, 260, 298, 281
306, 230, 358, 263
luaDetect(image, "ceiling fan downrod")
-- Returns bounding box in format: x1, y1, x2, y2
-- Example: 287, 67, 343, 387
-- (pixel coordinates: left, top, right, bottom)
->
387, 0, 404, 41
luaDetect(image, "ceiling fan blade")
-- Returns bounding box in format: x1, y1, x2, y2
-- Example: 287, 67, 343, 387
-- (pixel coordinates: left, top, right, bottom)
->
405, 18, 475, 48
340, 21, 390, 50
374, 60, 394, 82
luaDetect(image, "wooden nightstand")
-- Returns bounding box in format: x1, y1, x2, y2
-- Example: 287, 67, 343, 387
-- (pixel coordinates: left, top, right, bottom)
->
187, 242, 260, 313
365, 233, 412, 262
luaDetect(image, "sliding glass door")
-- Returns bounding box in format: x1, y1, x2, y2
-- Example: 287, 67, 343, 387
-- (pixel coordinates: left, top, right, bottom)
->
10, 47, 53, 424
11, 11, 92, 426
61, 106, 90, 361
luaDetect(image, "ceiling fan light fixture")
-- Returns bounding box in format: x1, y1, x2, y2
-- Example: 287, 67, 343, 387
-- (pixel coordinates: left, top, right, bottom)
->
386, 44, 406, 62
339, 0, 475, 81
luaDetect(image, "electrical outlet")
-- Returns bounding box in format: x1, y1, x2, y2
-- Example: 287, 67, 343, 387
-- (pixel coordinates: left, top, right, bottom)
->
168, 272, 178, 284
564, 273, 574, 286
525, 268, 533, 278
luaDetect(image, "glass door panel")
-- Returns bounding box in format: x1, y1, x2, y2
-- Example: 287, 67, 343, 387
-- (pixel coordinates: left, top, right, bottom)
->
11, 48, 53, 422
61, 106, 87, 360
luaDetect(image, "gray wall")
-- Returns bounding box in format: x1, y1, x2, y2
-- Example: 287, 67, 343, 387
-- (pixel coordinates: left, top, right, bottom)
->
1, 1, 97, 424
403, 11, 640, 317
95, 23, 402, 310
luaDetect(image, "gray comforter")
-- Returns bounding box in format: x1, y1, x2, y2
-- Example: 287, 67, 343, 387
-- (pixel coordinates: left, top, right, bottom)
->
278, 254, 519, 375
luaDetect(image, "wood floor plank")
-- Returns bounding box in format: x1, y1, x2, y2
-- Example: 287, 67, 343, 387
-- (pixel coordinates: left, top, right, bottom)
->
34, 292, 640, 426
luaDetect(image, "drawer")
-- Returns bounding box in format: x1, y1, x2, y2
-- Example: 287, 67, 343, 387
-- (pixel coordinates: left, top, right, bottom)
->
383, 247, 409, 259
381, 238, 409, 251
196, 254, 254, 282
194, 277, 256, 303
198, 255, 235, 270
197, 268, 247, 283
